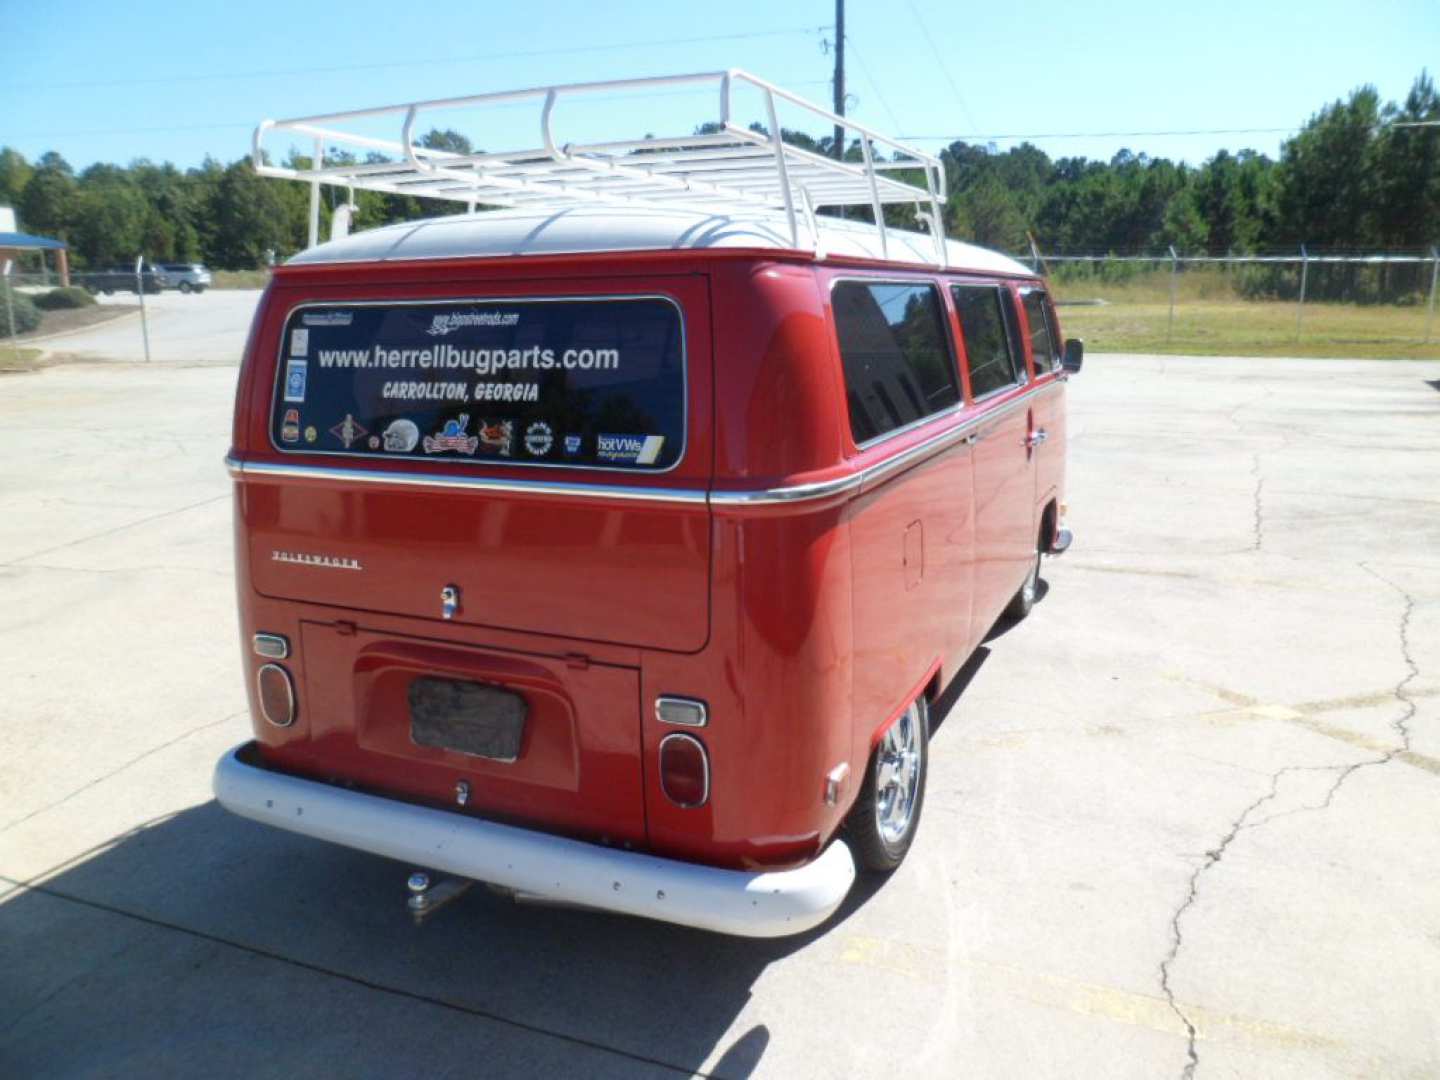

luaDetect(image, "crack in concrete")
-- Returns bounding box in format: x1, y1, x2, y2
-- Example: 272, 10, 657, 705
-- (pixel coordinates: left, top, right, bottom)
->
1248, 452, 1264, 552
1158, 563, 1420, 1078
6, 494, 228, 565
1158, 769, 1289, 1078
0, 711, 245, 834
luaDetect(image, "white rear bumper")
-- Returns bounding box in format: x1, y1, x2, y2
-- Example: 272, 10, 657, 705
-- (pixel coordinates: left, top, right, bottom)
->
213, 743, 855, 938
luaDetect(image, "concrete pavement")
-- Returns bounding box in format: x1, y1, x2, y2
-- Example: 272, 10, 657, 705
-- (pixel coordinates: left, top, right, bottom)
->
1, 354, 1437, 1078
34, 289, 263, 364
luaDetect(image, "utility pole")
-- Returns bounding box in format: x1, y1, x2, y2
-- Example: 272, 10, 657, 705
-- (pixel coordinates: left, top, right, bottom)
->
832, 0, 845, 160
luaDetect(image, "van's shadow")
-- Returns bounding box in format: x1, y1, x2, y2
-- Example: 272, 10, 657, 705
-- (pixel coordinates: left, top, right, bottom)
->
2, 662, 986, 1078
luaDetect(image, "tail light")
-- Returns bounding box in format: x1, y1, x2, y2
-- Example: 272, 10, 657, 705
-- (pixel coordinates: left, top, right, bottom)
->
659, 733, 709, 808
256, 663, 296, 727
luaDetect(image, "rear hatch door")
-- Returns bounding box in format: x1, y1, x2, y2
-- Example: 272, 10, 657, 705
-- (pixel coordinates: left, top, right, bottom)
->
241, 273, 712, 653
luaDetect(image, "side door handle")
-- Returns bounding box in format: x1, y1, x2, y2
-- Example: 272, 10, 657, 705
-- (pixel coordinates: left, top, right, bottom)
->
1025, 428, 1048, 449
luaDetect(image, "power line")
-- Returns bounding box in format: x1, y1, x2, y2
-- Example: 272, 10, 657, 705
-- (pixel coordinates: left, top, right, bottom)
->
901, 117, 1440, 144
11, 80, 837, 142
905, 1, 978, 132
899, 126, 1299, 142
844, 40, 904, 133
4, 26, 828, 92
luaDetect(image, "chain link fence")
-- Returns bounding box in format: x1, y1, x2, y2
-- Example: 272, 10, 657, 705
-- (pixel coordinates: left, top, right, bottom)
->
1025, 248, 1440, 357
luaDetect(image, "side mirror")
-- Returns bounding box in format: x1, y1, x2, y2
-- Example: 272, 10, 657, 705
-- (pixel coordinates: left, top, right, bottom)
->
1061, 338, 1084, 374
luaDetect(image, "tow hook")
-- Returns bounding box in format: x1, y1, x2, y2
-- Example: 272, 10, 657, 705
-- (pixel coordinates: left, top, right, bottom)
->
406, 870, 473, 926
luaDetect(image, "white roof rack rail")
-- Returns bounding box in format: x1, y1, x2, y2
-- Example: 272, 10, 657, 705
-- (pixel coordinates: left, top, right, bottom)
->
253, 69, 949, 265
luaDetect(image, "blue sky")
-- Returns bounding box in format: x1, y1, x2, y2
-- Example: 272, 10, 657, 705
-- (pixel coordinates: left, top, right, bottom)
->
4, 0, 1437, 173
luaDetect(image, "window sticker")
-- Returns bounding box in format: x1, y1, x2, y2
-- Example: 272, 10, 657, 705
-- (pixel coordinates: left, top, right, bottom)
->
422, 414, 480, 455
381, 419, 419, 452
597, 434, 665, 465
524, 421, 554, 456
283, 358, 308, 403
477, 419, 513, 457
303, 312, 352, 327
329, 414, 368, 448
271, 299, 685, 470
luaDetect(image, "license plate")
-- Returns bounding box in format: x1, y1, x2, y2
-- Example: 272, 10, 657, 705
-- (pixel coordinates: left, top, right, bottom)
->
408, 677, 526, 762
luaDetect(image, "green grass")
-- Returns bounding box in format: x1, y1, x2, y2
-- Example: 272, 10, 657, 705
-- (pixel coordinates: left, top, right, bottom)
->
211, 269, 272, 289
1051, 269, 1440, 359
0, 347, 44, 372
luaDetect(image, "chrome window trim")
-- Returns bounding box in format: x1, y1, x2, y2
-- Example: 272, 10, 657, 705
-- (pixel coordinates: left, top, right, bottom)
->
228, 380, 1062, 509
226, 455, 709, 505
853, 404, 963, 453
268, 293, 690, 476
658, 732, 711, 809
711, 380, 1059, 506
857, 418, 976, 494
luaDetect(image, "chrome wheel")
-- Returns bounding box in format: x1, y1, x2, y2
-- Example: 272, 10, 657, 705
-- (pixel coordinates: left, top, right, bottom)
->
874, 700, 924, 846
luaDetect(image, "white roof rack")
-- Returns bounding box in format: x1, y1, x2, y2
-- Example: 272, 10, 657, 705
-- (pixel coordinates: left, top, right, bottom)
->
254, 69, 949, 265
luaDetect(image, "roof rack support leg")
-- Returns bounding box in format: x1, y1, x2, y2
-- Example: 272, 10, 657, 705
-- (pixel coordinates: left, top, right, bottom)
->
800, 187, 823, 256
762, 90, 799, 249
920, 159, 947, 267
307, 137, 323, 249
860, 136, 888, 260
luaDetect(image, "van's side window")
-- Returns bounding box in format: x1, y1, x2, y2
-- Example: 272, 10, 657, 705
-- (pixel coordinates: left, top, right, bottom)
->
951, 284, 1026, 398
1020, 288, 1062, 372
833, 282, 960, 444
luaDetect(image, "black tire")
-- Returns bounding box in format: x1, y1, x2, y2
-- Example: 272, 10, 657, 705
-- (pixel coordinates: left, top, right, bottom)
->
845, 695, 930, 873
102, 287, 114, 296
1004, 537, 1042, 621
178, 281, 192, 294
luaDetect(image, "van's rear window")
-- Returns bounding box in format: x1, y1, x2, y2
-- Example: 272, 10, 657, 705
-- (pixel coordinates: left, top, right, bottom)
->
271, 297, 685, 470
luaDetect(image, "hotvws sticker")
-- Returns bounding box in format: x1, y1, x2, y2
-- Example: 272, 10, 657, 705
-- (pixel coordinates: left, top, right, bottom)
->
524, 421, 553, 456
597, 434, 665, 465
423, 414, 480, 455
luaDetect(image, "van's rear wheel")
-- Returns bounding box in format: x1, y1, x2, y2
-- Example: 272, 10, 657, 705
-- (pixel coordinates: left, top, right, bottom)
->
846, 696, 929, 872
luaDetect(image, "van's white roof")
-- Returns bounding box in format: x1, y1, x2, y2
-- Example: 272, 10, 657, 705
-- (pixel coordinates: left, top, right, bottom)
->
285, 205, 1034, 277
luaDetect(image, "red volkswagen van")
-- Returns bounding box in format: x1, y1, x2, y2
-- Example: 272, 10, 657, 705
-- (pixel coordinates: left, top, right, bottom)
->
214, 73, 1080, 937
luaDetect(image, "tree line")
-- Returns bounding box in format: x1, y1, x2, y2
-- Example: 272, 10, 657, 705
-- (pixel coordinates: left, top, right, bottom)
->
1, 73, 1435, 274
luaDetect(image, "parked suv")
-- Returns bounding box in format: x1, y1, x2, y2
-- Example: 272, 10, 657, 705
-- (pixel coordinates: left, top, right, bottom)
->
160, 262, 212, 293
81, 264, 163, 295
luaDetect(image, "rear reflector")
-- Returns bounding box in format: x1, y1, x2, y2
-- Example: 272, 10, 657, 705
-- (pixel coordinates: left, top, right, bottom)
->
252, 633, 289, 660
659, 733, 709, 808
257, 663, 296, 727
655, 696, 707, 727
